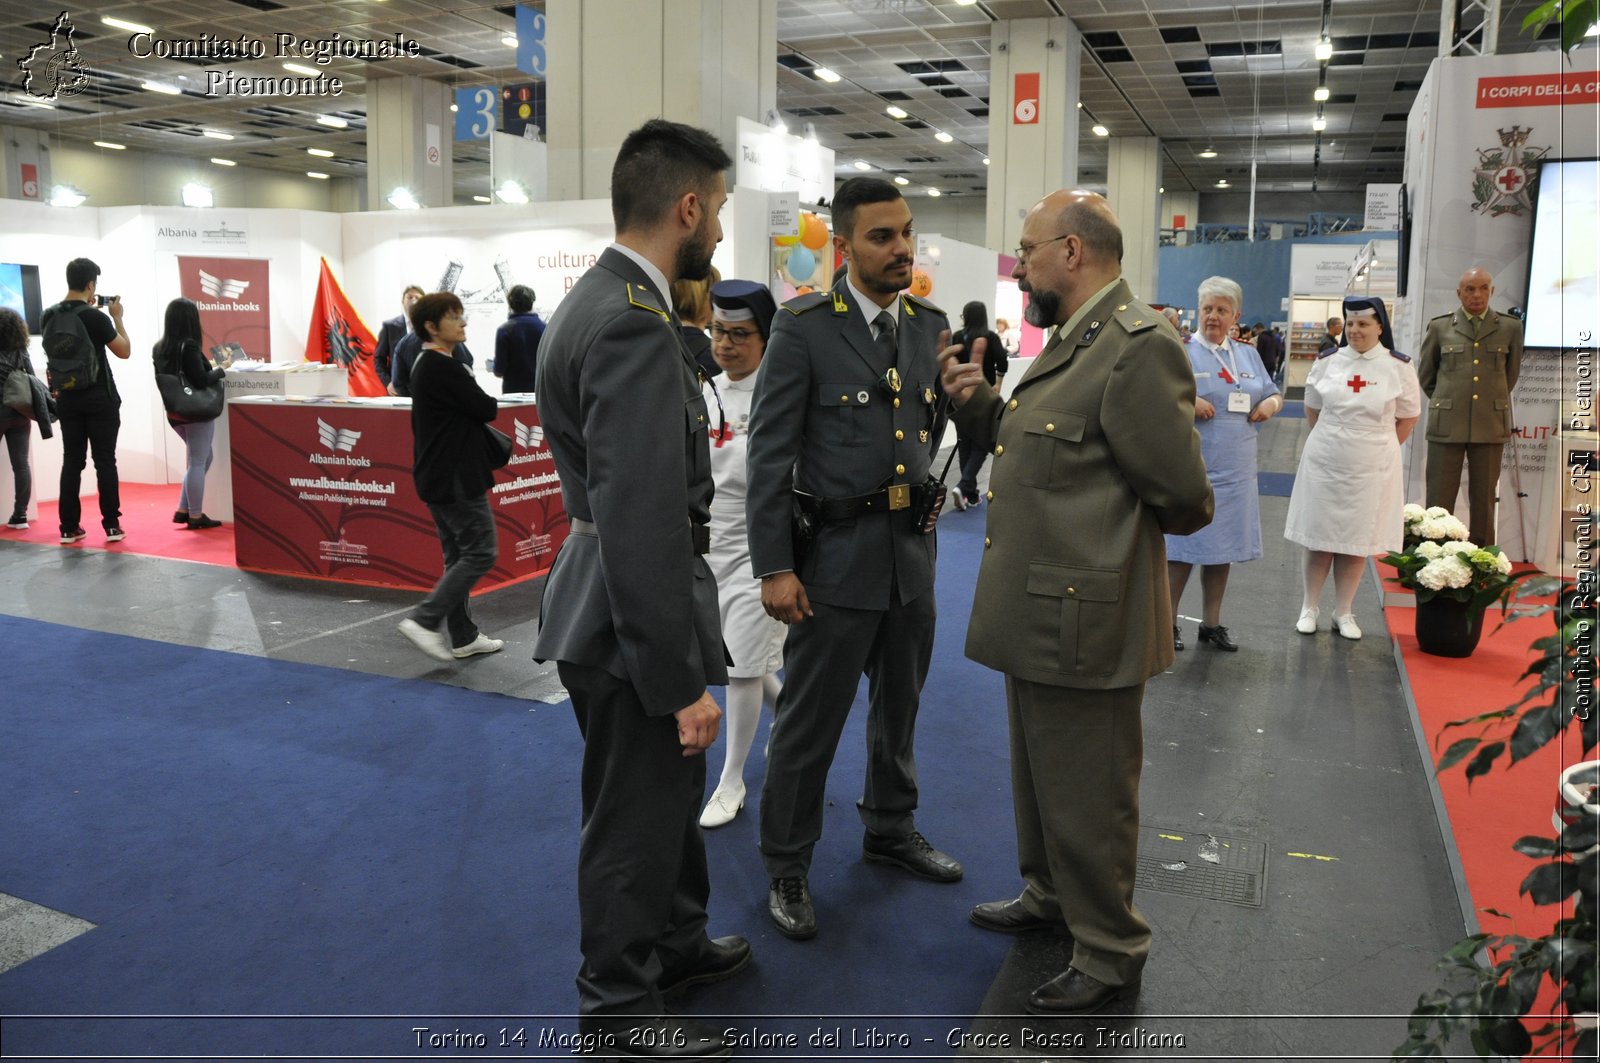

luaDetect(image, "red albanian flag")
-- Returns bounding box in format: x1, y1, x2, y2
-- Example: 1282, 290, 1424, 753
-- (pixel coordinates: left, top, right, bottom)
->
304, 258, 386, 397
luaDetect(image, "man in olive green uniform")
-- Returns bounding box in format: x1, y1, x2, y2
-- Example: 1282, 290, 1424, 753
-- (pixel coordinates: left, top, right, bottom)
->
1417, 267, 1524, 547
941, 190, 1213, 1016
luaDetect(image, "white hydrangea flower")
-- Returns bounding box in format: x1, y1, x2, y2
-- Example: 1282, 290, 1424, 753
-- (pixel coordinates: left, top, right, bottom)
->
1416, 560, 1452, 590
1438, 555, 1474, 588
1439, 514, 1471, 540
1414, 518, 1446, 540
1415, 541, 1444, 560
1403, 503, 1426, 522
1444, 541, 1477, 556
1425, 506, 1451, 518
1495, 553, 1513, 575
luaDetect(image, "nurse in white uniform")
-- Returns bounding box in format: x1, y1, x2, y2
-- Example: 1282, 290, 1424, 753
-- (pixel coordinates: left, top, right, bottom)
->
699, 280, 787, 828
1284, 295, 1422, 640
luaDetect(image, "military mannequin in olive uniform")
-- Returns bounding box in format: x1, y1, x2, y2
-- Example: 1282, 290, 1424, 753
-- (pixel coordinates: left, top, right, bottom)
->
746, 176, 963, 942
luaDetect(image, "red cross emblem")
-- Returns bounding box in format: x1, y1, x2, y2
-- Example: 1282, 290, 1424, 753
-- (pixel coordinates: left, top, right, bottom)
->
1347, 375, 1370, 392
1495, 166, 1525, 192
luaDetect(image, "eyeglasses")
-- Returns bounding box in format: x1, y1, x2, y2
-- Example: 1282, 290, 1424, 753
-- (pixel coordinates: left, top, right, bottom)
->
1014, 233, 1071, 263
710, 325, 759, 343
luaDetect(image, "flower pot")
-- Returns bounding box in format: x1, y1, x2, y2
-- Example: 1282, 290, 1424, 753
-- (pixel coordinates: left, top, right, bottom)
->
1414, 595, 1486, 657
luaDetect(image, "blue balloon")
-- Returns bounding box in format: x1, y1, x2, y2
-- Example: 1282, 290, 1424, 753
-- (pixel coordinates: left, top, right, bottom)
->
786, 245, 815, 281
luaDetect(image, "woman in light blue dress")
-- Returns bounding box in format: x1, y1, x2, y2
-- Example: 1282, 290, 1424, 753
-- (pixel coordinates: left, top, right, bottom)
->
1166, 276, 1284, 652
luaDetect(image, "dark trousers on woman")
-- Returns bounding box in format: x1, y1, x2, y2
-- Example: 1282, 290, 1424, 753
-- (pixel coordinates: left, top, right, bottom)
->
956, 431, 988, 503
57, 403, 121, 533
3, 420, 30, 521
410, 494, 497, 649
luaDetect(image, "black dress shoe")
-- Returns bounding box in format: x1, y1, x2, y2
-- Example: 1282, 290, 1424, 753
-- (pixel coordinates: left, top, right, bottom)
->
768, 876, 816, 940
970, 897, 1055, 933
1026, 967, 1139, 1016
1197, 624, 1239, 652
578, 1016, 732, 1060
658, 936, 752, 996
862, 830, 964, 882
1173, 624, 1184, 652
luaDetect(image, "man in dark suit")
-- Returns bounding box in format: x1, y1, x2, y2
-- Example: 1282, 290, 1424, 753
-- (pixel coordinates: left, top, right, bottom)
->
493, 284, 543, 394
745, 176, 962, 943
374, 285, 422, 389
1318, 316, 1343, 355
391, 325, 472, 398
942, 190, 1213, 1015
1417, 267, 1524, 546
533, 119, 746, 1061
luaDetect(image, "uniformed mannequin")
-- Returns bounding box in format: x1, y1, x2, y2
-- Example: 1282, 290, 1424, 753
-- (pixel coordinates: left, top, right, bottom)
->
941, 190, 1212, 1015
1417, 267, 1524, 547
746, 176, 962, 942
534, 119, 747, 1062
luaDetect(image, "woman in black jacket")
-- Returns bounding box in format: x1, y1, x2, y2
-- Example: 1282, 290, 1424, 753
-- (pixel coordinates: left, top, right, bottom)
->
0, 308, 38, 529
153, 298, 226, 529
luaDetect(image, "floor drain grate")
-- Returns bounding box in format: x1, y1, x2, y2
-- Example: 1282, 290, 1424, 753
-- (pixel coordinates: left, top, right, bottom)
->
1135, 826, 1266, 908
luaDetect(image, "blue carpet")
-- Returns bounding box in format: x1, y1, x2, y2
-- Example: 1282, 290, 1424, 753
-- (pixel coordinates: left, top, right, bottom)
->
0, 511, 1017, 1057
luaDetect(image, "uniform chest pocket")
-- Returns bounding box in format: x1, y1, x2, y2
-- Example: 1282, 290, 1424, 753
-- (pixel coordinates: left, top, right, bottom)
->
685, 394, 714, 475
1438, 342, 1467, 368
817, 383, 873, 448
1017, 408, 1087, 488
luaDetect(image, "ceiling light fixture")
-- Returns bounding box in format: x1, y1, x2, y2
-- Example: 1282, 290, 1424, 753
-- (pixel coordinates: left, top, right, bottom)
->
1092, 124, 1110, 137
387, 187, 420, 210
982, 157, 991, 166
202, 130, 234, 140
1198, 145, 1218, 158
49, 185, 86, 207
1314, 85, 1330, 102
502, 35, 518, 47
886, 104, 909, 119
1216, 179, 1230, 188
211, 158, 236, 167
316, 115, 349, 129
93, 140, 126, 151
1315, 37, 1333, 61
307, 147, 334, 158
927, 188, 942, 197
306, 172, 330, 180
496, 180, 529, 204
103, 16, 154, 33
893, 176, 909, 186
181, 182, 214, 208
283, 63, 320, 77
142, 81, 182, 95
934, 130, 954, 144
853, 159, 871, 171
1312, 115, 1327, 131
473, 195, 492, 203
813, 67, 840, 83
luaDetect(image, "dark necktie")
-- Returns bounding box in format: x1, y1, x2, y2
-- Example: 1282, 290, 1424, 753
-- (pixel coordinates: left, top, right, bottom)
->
875, 311, 897, 368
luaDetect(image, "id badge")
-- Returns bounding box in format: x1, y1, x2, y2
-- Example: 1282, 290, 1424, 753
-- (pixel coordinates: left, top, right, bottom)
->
1227, 390, 1250, 414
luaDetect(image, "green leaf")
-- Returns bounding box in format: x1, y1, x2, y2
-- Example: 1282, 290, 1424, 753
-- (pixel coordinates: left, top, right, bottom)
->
1464, 740, 1506, 784
1484, 1019, 1533, 1057
1509, 966, 1542, 1014
1521, 861, 1578, 905
1557, 816, 1599, 854
1436, 737, 1482, 773
1510, 701, 1565, 762
1443, 933, 1494, 965
1513, 835, 1559, 858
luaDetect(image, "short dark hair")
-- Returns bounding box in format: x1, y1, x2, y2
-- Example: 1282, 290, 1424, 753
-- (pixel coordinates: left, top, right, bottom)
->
410, 292, 463, 340
402, 284, 425, 300
832, 177, 903, 242
1327, 317, 1342, 329
66, 257, 101, 291
610, 119, 731, 233
0, 307, 26, 352
507, 285, 535, 314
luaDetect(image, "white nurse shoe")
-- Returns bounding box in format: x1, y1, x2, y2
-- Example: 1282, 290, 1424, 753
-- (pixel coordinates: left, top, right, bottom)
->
1295, 607, 1320, 635
699, 783, 746, 829
1333, 614, 1363, 640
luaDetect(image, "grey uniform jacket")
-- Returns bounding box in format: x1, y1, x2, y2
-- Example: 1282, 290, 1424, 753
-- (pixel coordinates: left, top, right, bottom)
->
953, 279, 1213, 690
746, 283, 949, 611
533, 248, 728, 715
1416, 308, 1523, 445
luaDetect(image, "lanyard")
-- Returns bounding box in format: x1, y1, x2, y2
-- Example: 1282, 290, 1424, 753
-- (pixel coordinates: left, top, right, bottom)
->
1208, 341, 1242, 387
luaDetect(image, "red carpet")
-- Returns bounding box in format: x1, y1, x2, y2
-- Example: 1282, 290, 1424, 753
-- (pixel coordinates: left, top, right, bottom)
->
0, 482, 237, 567
1386, 590, 1586, 1056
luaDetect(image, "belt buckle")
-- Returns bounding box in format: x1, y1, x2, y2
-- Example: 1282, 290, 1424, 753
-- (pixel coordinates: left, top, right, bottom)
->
887, 484, 911, 511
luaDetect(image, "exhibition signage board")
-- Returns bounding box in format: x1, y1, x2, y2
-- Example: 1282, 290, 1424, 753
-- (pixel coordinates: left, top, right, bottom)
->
229, 398, 567, 591
178, 256, 272, 363
735, 117, 835, 206
1288, 245, 1360, 297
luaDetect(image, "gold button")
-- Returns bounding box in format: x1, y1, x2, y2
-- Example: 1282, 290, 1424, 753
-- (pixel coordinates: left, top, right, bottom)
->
1474, 342, 1481, 348
697, 414, 705, 423
994, 444, 1004, 456
1045, 423, 1055, 432
984, 537, 991, 548
1474, 358, 1481, 365
1008, 399, 1019, 411
1066, 586, 1076, 595
1117, 304, 1128, 311
840, 394, 849, 402
895, 463, 905, 475
1473, 376, 1479, 382
895, 430, 904, 440
1090, 320, 1100, 329
1133, 320, 1143, 327
985, 490, 993, 502
893, 397, 901, 408
1473, 394, 1479, 400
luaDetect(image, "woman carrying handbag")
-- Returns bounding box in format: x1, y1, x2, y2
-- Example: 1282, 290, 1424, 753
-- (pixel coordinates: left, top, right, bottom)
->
152, 298, 226, 530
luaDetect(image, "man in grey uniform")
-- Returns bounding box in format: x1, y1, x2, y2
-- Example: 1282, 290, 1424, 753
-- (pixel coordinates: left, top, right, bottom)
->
534, 119, 747, 1062
746, 176, 962, 942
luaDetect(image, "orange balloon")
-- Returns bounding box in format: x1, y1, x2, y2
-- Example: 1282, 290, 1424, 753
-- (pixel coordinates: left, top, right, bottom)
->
909, 270, 933, 298
773, 232, 800, 247
799, 212, 830, 250
796, 285, 815, 295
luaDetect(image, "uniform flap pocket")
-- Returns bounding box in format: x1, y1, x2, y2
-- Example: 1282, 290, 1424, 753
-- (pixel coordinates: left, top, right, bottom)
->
1431, 397, 1453, 410
1020, 409, 1087, 442
1441, 343, 1466, 353
1026, 562, 1120, 602
1495, 398, 1509, 410
819, 383, 872, 407
685, 394, 711, 431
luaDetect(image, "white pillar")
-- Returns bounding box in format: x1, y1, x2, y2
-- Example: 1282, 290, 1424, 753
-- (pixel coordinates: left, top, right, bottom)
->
986, 17, 1081, 255
365, 76, 453, 209
1107, 135, 1161, 300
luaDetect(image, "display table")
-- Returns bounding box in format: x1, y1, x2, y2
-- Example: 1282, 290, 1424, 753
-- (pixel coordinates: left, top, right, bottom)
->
228, 396, 567, 591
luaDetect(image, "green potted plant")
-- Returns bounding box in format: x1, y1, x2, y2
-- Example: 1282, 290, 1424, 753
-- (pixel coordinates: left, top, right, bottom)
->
1380, 505, 1519, 656
1393, 577, 1597, 1059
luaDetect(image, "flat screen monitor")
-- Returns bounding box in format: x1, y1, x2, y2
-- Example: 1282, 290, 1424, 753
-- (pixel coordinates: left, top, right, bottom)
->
0, 263, 43, 334
1524, 157, 1599, 349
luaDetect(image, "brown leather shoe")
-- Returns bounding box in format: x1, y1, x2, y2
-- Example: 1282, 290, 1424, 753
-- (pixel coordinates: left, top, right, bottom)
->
1025, 967, 1140, 1015
970, 897, 1055, 933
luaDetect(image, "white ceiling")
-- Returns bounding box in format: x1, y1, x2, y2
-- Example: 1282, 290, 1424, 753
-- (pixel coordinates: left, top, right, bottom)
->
0, 0, 1568, 206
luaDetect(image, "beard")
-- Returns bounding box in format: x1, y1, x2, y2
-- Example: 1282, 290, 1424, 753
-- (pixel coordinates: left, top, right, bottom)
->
858, 256, 914, 297
674, 222, 716, 282
1022, 285, 1062, 328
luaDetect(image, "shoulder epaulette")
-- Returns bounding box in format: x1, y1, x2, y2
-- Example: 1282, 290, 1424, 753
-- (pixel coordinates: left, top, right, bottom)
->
625, 283, 669, 319
1111, 301, 1158, 334
782, 291, 835, 316
1316, 347, 1340, 359
1430, 312, 1452, 321
901, 293, 942, 317
1390, 349, 1412, 363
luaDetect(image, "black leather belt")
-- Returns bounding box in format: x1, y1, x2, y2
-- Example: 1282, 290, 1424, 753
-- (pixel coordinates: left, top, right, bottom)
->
795, 485, 914, 521
568, 517, 710, 555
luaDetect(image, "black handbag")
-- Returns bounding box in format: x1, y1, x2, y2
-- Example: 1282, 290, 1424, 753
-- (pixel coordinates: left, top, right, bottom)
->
482, 423, 513, 470
155, 372, 224, 424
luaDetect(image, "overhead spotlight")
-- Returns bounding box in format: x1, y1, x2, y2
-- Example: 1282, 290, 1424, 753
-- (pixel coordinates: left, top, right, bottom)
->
1315, 37, 1333, 61
306, 172, 331, 180
283, 63, 320, 77
813, 67, 841, 83
307, 147, 335, 158
1313, 85, 1330, 102
886, 104, 909, 119
1159, 186, 1165, 194
853, 160, 872, 171
181, 182, 214, 208
982, 157, 991, 166
496, 180, 529, 204
473, 195, 492, 203
1312, 115, 1327, 131
1216, 179, 1230, 188
316, 115, 349, 129
102, 15, 154, 33
387, 187, 420, 210
93, 140, 126, 151
893, 176, 909, 186
927, 188, 942, 197
210, 158, 236, 167
1092, 124, 1109, 137
934, 130, 954, 143
1198, 145, 1218, 158
202, 130, 234, 140
956, 0, 979, 5
501, 35, 518, 47
142, 81, 182, 95
765, 109, 787, 135
48, 185, 86, 207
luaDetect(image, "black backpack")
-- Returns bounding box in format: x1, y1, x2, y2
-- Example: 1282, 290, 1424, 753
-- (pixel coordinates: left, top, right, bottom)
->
42, 302, 102, 393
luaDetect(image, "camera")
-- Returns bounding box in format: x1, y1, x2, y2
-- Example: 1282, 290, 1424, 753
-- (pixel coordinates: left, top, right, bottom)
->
95, 294, 119, 307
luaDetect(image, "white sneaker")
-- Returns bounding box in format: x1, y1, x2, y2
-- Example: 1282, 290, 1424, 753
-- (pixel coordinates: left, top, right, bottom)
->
452, 634, 505, 659
950, 489, 968, 512
699, 784, 746, 829
1295, 606, 1319, 635
5, 518, 27, 530
1333, 614, 1363, 640
398, 618, 454, 662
